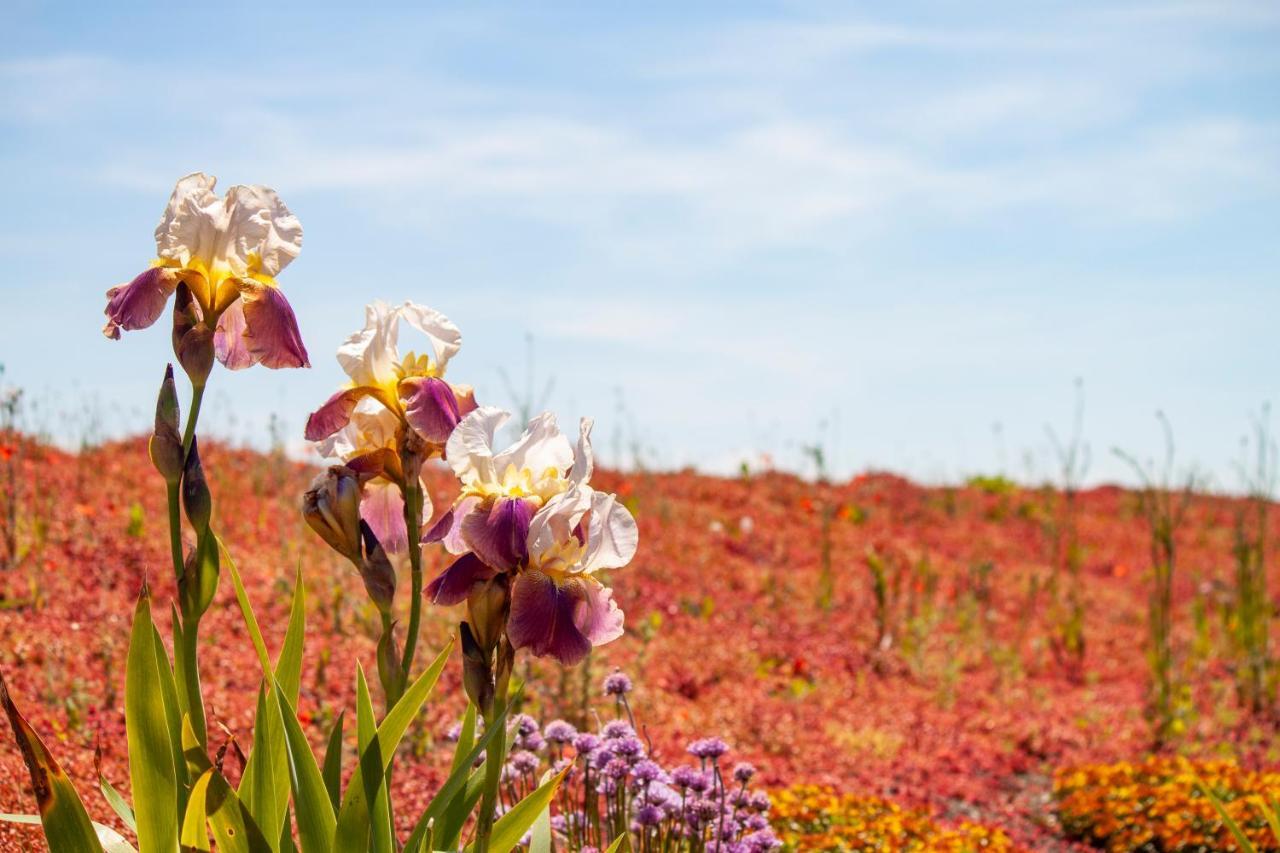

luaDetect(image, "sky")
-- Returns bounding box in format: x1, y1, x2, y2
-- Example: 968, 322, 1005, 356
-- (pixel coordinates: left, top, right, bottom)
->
1, 1, 1278, 487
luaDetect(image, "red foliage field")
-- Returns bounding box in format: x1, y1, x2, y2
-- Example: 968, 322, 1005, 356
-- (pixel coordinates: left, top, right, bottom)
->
0, 436, 1276, 850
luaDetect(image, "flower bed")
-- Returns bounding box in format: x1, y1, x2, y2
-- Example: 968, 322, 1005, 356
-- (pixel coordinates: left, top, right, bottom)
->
771, 785, 1022, 852
1055, 755, 1280, 852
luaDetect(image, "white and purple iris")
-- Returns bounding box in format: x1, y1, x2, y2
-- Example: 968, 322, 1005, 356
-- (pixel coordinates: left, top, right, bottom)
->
306, 300, 477, 552
103, 172, 309, 370
425, 407, 638, 665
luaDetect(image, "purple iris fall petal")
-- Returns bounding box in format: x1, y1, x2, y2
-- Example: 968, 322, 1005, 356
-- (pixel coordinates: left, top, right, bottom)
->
103, 267, 178, 339
574, 580, 624, 646
425, 552, 495, 605
461, 496, 537, 571
423, 495, 481, 554
361, 480, 407, 553
507, 570, 592, 665
239, 282, 311, 369
305, 387, 372, 441
214, 299, 254, 370
402, 376, 462, 443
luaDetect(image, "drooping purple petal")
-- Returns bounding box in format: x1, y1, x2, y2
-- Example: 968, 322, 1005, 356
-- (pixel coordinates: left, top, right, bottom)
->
401, 376, 462, 444
214, 299, 253, 370
461, 496, 537, 572
507, 570, 592, 665
573, 579, 624, 646
103, 267, 177, 339
305, 387, 374, 441
361, 479, 407, 554
237, 281, 310, 369
423, 495, 481, 554
425, 552, 495, 605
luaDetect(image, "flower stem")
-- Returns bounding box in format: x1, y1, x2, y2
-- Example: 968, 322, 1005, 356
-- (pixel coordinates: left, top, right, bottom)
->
399, 476, 425, 690
167, 379, 207, 744
475, 638, 513, 853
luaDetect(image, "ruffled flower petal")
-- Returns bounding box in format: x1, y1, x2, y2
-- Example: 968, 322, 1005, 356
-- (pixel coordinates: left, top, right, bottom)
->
507, 570, 592, 665
423, 495, 481, 554
213, 299, 253, 370
570, 417, 595, 485
446, 407, 510, 486
336, 300, 400, 387
461, 495, 537, 571
398, 301, 462, 371
526, 486, 592, 566
401, 376, 462, 444
493, 411, 573, 481
425, 552, 495, 606
361, 479, 409, 554
235, 280, 310, 369
573, 578, 624, 646
155, 173, 302, 279
102, 266, 178, 339
305, 387, 375, 442
580, 490, 639, 573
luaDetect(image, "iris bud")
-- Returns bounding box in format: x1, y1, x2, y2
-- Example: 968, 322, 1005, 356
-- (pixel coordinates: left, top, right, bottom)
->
466, 576, 510, 654
302, 467, 363, 563
182, 436, 212, 535
172, 285, 213, 385
460, 621, 493, 711
149, 364, 184, 484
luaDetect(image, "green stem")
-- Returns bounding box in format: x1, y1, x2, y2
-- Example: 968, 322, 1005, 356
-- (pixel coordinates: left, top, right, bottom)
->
168, 380, 207, 744
475, 640, 513, 853
399, 477, 425, 684
182, 382, 205, 455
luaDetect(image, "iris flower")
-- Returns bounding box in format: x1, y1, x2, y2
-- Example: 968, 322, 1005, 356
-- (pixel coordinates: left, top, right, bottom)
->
426, 407, 638, 664
307, 300, 477, 550
103, 172, 309, 370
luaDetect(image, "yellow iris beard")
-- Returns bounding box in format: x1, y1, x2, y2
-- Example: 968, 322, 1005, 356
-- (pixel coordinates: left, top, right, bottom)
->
464, 464, 569, 506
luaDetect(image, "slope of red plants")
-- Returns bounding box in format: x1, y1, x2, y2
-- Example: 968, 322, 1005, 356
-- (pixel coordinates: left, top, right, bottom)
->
0, 436, 1275, 850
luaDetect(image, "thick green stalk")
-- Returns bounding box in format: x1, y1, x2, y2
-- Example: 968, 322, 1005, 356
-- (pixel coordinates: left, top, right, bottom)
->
475, 640, 513, 853
167, 380, 207, 744
399, 477, 426, 684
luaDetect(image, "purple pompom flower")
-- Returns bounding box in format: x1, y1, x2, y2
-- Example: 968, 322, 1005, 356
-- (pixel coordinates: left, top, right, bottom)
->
603, 670, 634, 696
544, 719, 578, 743
688, 737, 729, 761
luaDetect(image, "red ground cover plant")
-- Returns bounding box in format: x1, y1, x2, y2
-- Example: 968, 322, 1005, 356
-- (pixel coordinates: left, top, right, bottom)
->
0, 433, 1276, 850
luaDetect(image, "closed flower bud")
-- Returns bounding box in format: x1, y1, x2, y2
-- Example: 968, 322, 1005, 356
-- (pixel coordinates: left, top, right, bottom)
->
182, 436, 212, 534
460, 621, 493, 711
149, 364, 184, 484
466, 575, 510, 654
358, 521, 397, 614
172, 285, 214, 385
302, 467, 363, 563
377, 622, 406, 701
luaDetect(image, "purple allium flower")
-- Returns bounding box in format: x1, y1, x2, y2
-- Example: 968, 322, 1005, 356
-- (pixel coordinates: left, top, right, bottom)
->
744, 814, 768, 832
688, 737, 729, 761
601, 720, 635, 740
631, 759, 667, 784
508, 750, 540, 775
509, 713, 539, 738
550, 815, 567, 833
544, 719, 578, 743
443, 722, 463, 742
731, 789, 753, 808
733, 762, 756, 784
604, 757, 631, 780
671, 765, 707, 791
573, 733, 601, 755
748, 792, 771, 812
742, 829, 781, 852
635, 804, 664, 826
603, 670, 634, 696
589, 748, 616, 770
519, 732, 547, 752
596, 777, 618, 796
613, 735, 646, 761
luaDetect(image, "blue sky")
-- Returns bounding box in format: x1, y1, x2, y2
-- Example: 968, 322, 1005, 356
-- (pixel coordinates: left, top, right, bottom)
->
1, 2, 1278, 485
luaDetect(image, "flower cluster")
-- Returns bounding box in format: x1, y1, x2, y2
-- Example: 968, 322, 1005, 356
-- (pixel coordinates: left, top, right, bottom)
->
770, 786, 1023, 852
425, 408, 638, 670
480, 671, 781, 852
1054, 755, 1280, 853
